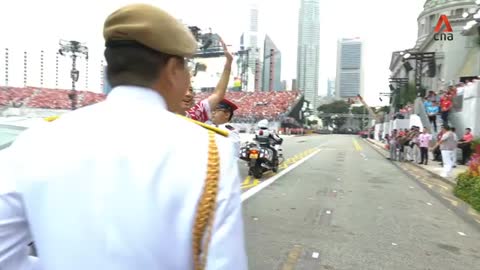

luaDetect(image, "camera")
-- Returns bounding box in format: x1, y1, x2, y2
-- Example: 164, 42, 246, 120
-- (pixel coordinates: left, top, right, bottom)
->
188, 26, 221, 52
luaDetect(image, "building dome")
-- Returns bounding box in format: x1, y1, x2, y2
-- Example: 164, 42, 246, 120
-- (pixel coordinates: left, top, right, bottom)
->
422, 0, 475, 13
416, 0, 476, 43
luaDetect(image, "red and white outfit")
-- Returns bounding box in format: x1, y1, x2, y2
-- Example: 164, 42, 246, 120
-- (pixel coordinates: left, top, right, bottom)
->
185, 99, 211, 123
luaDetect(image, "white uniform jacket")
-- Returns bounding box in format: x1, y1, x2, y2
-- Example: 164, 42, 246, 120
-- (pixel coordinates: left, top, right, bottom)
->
217, 123, 240, 155
0, 86, 248, 270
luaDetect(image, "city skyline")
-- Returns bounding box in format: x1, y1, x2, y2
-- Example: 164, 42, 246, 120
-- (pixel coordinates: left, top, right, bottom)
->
0, 0, 426, 105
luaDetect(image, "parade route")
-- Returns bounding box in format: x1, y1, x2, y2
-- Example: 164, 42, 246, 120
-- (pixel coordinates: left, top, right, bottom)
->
242, 135, 480, 270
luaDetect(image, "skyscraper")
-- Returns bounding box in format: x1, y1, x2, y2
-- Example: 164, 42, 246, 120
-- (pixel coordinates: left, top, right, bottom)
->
327, 78, 335, 97
262, 35, 282, 91
335, 38, 364, 99
239, 2, 261, 91
296, 0, 320, 108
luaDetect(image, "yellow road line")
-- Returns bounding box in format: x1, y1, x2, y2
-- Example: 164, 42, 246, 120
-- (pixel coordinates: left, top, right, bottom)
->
240, 147, 318, 190
242, 179, 260, 189
281, 245, 303, 270
242, 176, 251, 186
352, 139, 362, 151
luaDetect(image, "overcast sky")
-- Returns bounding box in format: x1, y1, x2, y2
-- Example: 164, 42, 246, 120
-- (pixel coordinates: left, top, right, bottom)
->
0, 0, 425, 106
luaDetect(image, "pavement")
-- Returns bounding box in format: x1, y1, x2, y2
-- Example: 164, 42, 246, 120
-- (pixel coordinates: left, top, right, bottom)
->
366, 138, 468, 185
241, 134, 480, 270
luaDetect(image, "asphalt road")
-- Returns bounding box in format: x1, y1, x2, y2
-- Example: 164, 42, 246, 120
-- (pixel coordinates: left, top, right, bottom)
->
242, 135, 480, 270
238, 134, 321, 190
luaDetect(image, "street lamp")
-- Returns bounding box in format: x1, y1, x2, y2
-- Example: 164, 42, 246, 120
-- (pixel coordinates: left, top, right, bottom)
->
401, 50, 435, 97
58, 40, 88, 110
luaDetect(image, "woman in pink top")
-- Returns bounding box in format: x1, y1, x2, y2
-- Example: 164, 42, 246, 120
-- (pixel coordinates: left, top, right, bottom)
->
418, 128, 433, 165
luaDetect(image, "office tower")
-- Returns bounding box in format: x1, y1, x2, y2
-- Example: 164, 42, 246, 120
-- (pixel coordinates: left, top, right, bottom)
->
296, 0, 320, 108
262, 35, 282, 91
335, 38, 364, 98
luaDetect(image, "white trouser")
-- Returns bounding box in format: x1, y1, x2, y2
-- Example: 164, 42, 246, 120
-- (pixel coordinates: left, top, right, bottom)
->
441, 150, 454, 177
450, 149, 457, 165
413, 144, 421, 162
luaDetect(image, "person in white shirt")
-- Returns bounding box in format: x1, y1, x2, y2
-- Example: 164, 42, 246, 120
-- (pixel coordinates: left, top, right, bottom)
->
0, 4, 247, 270
210, 99, 241, 155
433, 125, 457, 178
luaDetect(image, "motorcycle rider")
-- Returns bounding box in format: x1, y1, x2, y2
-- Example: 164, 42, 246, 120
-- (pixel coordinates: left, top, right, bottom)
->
211, 99, 241, 153
254, 119, 283, 163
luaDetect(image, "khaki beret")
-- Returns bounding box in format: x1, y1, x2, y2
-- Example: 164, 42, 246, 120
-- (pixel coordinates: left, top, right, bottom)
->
103, 4, 197, 57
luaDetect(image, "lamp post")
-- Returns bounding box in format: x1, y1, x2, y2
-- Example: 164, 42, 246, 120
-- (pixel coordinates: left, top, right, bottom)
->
58, 40, 88, 110
400, 51, 435, 98
389, 77, 408, 111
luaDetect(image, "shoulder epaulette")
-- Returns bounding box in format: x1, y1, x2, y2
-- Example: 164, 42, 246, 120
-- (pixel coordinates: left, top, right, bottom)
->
178, 114, 229, 137
44, 115, 60, 122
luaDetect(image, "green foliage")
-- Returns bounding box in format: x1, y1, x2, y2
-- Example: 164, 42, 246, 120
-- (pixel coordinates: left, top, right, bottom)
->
308, 119, 318, 126
377, 106, 390, 114
454, 172, 480, 212
317, 100, 350, 129
351, 106, 368, 115
317, 100, 350, 114
472, 138, 480, 154
393, 82, 426, 111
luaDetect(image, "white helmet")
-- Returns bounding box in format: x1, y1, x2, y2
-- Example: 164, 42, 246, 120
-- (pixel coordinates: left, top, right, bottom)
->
257, 119, 269, 129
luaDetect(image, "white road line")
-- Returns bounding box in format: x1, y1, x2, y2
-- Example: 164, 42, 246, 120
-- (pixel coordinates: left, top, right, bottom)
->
241, 148, 322, 202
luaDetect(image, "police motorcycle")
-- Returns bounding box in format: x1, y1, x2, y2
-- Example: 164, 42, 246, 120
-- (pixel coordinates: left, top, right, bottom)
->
239, 123, 283, 179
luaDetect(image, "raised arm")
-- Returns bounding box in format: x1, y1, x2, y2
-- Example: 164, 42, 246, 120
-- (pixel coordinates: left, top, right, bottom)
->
207, 37, 233, 109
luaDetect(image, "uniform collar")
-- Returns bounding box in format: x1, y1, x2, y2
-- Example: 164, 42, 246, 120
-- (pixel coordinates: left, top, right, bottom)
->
107, 85, 167, 110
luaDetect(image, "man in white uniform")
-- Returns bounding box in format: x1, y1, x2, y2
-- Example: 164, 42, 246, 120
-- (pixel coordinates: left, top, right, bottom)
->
0, 4, 247, 270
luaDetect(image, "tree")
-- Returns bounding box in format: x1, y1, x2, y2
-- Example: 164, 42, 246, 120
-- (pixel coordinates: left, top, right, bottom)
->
317, 100, 350, 129
317, 100, 350, 114
307, 119, 318, 125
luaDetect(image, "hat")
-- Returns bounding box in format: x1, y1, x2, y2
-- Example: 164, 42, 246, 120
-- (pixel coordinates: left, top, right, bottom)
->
103, 4, 197, 57
216, 99, 238, 112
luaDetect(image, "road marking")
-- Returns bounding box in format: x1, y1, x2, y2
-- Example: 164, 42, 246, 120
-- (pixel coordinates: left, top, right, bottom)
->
352, 139, 363, 151
441, 196, 459, 207
392, 243, 398, 246
240, 148, 317, 189
241, 179, 260, 189
426, 202, 433, 206
468, 208, 480, 218
458, 232, 466, 236
241, 148, 321, 202
281, 245, 303, 270
242, 176, 251, 186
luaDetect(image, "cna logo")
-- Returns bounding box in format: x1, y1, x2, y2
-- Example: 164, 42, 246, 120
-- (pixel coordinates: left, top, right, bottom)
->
434, 14, 453, 41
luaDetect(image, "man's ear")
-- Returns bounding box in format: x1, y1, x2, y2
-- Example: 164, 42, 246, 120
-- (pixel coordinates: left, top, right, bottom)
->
162, 57, 183, 84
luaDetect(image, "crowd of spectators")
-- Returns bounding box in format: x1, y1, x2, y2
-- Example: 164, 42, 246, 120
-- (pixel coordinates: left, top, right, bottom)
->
386, 125, 475, 174
423, 85, 461, 131
194, 90, 300, 121
1, 87, 301, 123
0, 87, 106, 109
